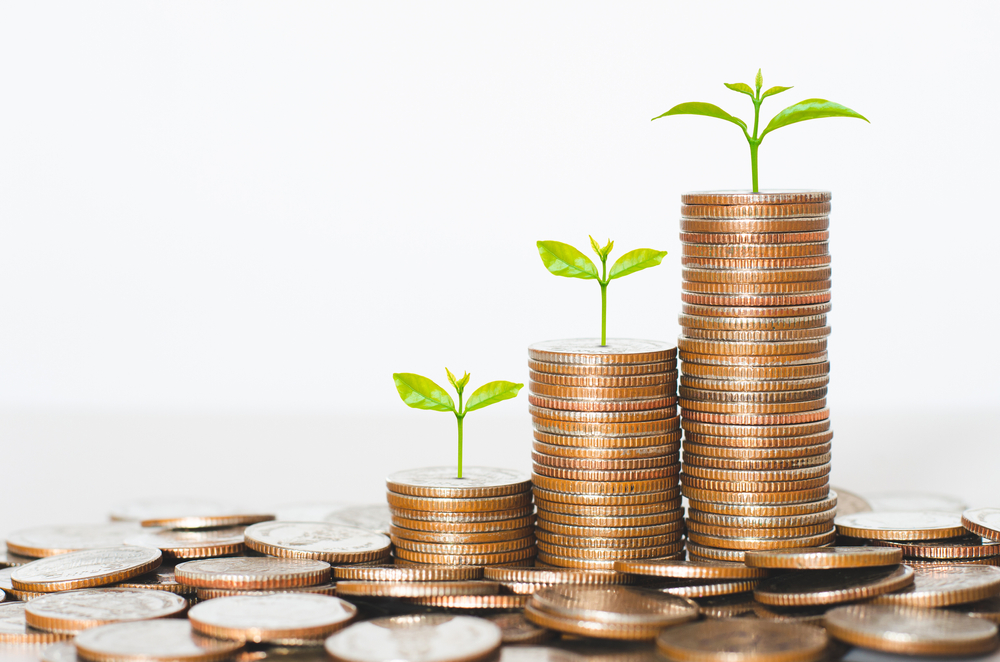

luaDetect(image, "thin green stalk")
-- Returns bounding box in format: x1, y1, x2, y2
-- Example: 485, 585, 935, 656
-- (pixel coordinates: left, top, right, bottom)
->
599, 254, 608, 346
751, 94, 762, 193
750, 142, 760, 194
456, 390, 465, 478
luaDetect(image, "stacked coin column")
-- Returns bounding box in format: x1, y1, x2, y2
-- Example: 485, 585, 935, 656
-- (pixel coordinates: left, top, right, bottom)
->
677, 192, 836, 562
527, 339, 683, 570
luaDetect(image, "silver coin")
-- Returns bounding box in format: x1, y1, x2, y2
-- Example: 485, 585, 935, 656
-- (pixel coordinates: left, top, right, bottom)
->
0, 602, 71, 644
275, 501, 351, 522
866, 492, 968, 513
387, 467, 532, 491
6, 523, 143, 558
529, 339, 676, 364
824, 604, 998, 656
74, 619, 243, 661
530, 586, 699, 626
835, 511, 965, 538
175, 557, 330, 589
962, 508, 1000, 542
116, 564, 193, 594
189, 593, 356, 643
244, 522, 390, 562
124, 527, 246, 555
109, 498, 242, 522
25, 588, 187, 633
323, 504, 392, 535
11, 547, 162, 592
324, 614, 502, 662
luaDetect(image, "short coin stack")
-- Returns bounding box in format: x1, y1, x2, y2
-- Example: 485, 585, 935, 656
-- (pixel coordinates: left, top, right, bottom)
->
677, 191, 836, 561
385, 467, 537, 566
527, 338, 683, 569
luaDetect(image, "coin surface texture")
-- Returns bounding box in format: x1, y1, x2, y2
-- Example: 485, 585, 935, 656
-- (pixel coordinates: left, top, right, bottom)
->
335, 580, 499, 598
6, 524, 143, 558
244, 522, 391, 563
124, 527, 247, 559
529, 585, 699, 626
73, 619, 244, 661
24, 588, 187, 634
655, 618, 829, 662
324, 614, 502, 662
754, 565, 915, 606
614, 559, 767, 579
870, 565, 1000, 608
0, 602, 72, 644
333, 564, 483, 581
11, 546, 162, 592
835, 511, 966, 541
744, 547, 902, 569
174, 557, 331, 589
823, 604, 999, 656
386, 467, 532, 498
963, 508, 1000, 542
188, 593, 356, 643
529, 339, 677, 364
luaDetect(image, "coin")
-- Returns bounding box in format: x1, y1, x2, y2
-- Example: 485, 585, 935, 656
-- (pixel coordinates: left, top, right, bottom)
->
244, 522, 391, 564
688, 493, 838, 517
141, 514, 274, 530
876, 537, 1000, 560
110, 498, 246, 523
12, 547, 162, 593
655, 618, 829, 662
115, 564, 194, 595
124, 527, 247, 560
6, 524, 143, 558
681, 327, 832, 343
681, 231, 830, 247
823, 604, 999, 656
865, 492, 968, 513
684, 453, 832, 472
390, 524, 535, 544
74, 619, 244, 661
534, 433, 680, 452
681, 364, 829, 384
659, 579, 761, 599
532, 474, 676, 496
682, 464, 830, 483
533, 465, 678, 482
533, 420, 680, 439
392, 516, 536, 535
536, 531, 677, 550
332, 564, 482, 581
680, 385, 828, 402
529, 395, 675, 412
681, 203, 831, 219
484, 613, 554, 645
681, 290, 831, 306
679, 354, 829, 370
188, 594, 356, 644
533, 494, 680, 514
952, 595, 1000, 623
963, 508, 1000, 542
681, 486, 831, 505
0, 602, 72, 644
682, 376, 830, 394
337, 580, 499, 598
0, 547, 35, 568
534, 444, 679, 464
24, 588, 187, 634
681, 191, 832, 206
196, 583, 338, 600
386, 467, 532, 499
538, 551, 684, 571
871, 565, 1000, 608
404, 594, 529, 609
681, 401, 827, 417
174, 558, 330, 589
537, 511, 680, 530
680, 219, 831, 236
744, 546, 901, 569
483, 566, 626, 585
685, 542, 750, 563
390, 537, 535, 555
528, 339, 677, 365
322, 504, 393, 535
528, 359, 677, 377
752, 603, 831, 625
536, 520, 683, 539
530, 370, 676, 387
754, 565, 914, 606
533, 451, 677, 471
530, 383, 675, 402
0, 566, 43, 600
533, 405, 680, 424
683, 440, 831, 460
614, 559, 766, 580
387, 492, 533, 513
683, 266, 831, 284
686, 522, 832, 541
835, 511, 967, 541
682, 302, 831, 318
687, 531, 836, 551
389, 506, 534, 523
393, 547, 537, 566
325, 614, 501, 662
695, 593, 758, 620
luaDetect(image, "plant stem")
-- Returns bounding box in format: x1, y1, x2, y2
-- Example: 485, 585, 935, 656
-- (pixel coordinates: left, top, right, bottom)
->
750, 141, 759, 194
599, 256, 608, 347
456, 390, 465, 478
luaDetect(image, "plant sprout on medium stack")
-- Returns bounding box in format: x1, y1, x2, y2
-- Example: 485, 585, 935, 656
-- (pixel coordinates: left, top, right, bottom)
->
537, 236, 667, 346
392, 369, 523, 478
652, 69, 868, 192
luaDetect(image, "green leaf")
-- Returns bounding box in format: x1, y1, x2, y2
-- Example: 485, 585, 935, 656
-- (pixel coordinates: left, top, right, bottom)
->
651, 102, 747, 131
760, 98, 870, 139
761, 85, 793, 100
724, 82, 754, 98
589, 235, 601, 255
755, 69, 763, 91
465, 380, 523, 412
537, 241, 599, 280
457, 372, 470, 389
608, 248, 668, 280
601, 239, 614, 259
445, 367, 459, 391
393, 373, 455, 412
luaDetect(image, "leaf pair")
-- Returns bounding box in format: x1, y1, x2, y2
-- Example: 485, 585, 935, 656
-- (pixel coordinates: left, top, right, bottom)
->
537, 238, 667, 283
393, 372, 522, 415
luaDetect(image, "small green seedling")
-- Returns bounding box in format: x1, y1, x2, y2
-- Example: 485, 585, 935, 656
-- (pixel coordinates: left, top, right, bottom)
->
652, 69, 868, 192
537, 237, 667, 347
392, 369, 523, 478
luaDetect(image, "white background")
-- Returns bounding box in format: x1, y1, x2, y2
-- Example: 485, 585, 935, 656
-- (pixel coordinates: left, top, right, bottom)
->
1, 1, 998, 533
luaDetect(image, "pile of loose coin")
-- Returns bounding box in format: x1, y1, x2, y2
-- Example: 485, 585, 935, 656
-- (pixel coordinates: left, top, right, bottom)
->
527, 338, 683, 569
677, 191, 836, 560
385, 467, 537, 566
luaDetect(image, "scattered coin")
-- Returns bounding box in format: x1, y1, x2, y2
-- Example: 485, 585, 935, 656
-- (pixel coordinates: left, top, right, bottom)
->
835, 511, 967, 541
188, 593, 356, 644
659, 578, 761, 598
11, 546, 162, 593
333, 564, 482, 581
823, 603, 999, 656
73, 619, 245, 661
655, 618, 829, 662
963, 508, 1000, 542
753, 603, 831, 625
6, 523, 143, 558
24, 588, 187, 633
404, 594, 529, 609
0, 602, 72, 644
744, 547, 902, 569
0, 546, 34, 568
485, 613, 555, 645
0, 566, 43, 600
829, 487, 871, 516
951, 595, 1000, 623
335, 580, 499, 598
324, 614, 502, 662
484, 566, 627, 585
529, 339, 677, 365
196, 583, 338, 600
875, 536, 1000, 560
243, 522, 391, 564
754, 565, 914, 606
387, 467, 532, 499
124, 527, 246, 560
871, 564, 1000, 607
174, 557, 331, 589
614, 559, 767, 580
116, 564, 194, 595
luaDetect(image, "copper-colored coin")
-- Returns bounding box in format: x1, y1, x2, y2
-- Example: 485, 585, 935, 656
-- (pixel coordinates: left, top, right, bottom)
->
11, 547, 162, 593
684, 453, 832, 471
0, 603, 72, 644
696, 593, 759, 619
682, 398, 827, 415
752, 602, 831, 625
681, 375, 830, 393
681, 325, 832, 341
682, 242, 830, 259
684, 440, 831, 460
682, 486, 831, 506
685, 542, 749, 563
390, 514, 535, 534
404, 594, 529, 610
835, 511, 967, 541
680, 218, 830, 235
683, 284, 832, 303
244, 522, 392, 564
656, 618, 829, 662
963, 509, 1000, 543
483, 566, 628, 585
744, 547, 902, 569
683, 431, 834, 450
681, 231, 830, 246
875, 537, 1000, 560
537, 550, 685, 570
529, 395, 675, 412
531, 402, 678, 422
333, 564, 482, 581
530, 370, 676, 387
823, 604, 1000, 657
533, 465, 678, 482
536, 531, 679, 550
116, 565, 195, 595
871, 565, 1000, 608
124, 527, 246, 560
389, 525, 534, 544
534, 493, 681, 513
755, 565, 914, 606
615, 558, 767, 580
681, 191, 831, 206
683, 266, 831, 284
174, 557, 330, 589
533, 416, 680, 436
0, 567, 44, 600
680, 352, 829, 369
687, 508, 836, 530
386, 492, 533, 513
682, 291, 832, 310
385, 467, 531, 499
527, 585, 699, 638
533, 438, 679, 458
679, 314, 828, 332
680, 475, 828, 494
904, 557, 1000, 568
188, 593, 356, 644
485, 612, 556, 644
681, 203, 831, 219
688, 493, 838, 517
335, 580, 499, 598
529, 339, 677, 364
528, 359, 676, 377
529, 382, 675, 401
537, 519, 683, 539
687, 530, 837, 551
24, 588, 188, 634
536, 541, 684, 560
682, 302, 832, 319
532, 473, 676, 495
678, 337, 828, 357
680, 361, 830, 380
388, 505, 533, 523
682, 409, 830, 427
686, 521, 833, 540
532, 451, 677, 470
391, 536, 534, 555
682, 419, 831, 438
537, 509, 681, 528
660, 579, 762, 599
682, 464, 831, 483
392, 547, 536, 566
952, 595, 1000, 623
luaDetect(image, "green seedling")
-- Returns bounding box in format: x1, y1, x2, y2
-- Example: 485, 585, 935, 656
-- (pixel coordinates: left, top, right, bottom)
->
652, 69, 868, 192
537, 237, 667, 347
392, 369, 523, 478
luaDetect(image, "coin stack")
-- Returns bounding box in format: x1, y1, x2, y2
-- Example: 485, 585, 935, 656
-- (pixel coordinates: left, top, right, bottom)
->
677, 191, 836, 561
385, 467, 537, 566
527, 338, 683, 570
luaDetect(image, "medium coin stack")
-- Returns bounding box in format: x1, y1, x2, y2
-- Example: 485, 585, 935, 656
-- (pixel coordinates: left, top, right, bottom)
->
385, 467, 537, 567
527, 338, 683, 569
677, 191, 836, 561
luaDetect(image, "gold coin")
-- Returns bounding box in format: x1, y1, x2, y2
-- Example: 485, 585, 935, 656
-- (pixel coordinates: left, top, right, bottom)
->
614, 559, 767, 580
140, 514, 274, 530
195, 583, 338, 599
680, 325, 831, 340
688, 493, 838, 517
682, 242, 830, 259
532, 406, 679, 424
696, 593, 758, 619
385, 492, 533, 513
680, 475, 829, 493
536, 520, 683, 539
385, 467, 531, 499
483, 566, 628, 585
683, 283, 832, 302
534, 429, 680, 447
682, 486, 830, 505
536, 531, 680, 550
687, 509, 837, 530
334, 580, 499, 598
5, 523, 144, 558
681, 191, 832, 206
682, 291, 831, 308
403, 594, 529, 610
660, 579, 762, 599
681, 230, 830, 245
683, 440, 831, 460
530, 370, 676, 387
686, 541, 749, 563
681, 419, 831, 438
962, 509, 1000, 543
537, 510, 681, 528
755, 565, 914, 606
682, 302, 832, 318
528, 339, 677, 365
390, 514, 535, 534
835, 512, 967, 541
683, 408, 830, 426
535, 488, 679, 508
680, 361, 830, 380
532, 410, 679, 431
392, 546, 537, 566
533, 438, 679, 457
684, 452, 831, 471
23, 588, 186, 634
390, 537, 535, 555
679, 353, 829, 369
332, 564, 482, 581
678, 338, 828, 357
532, 450, 678, 470
538, 550, 685, 570
745, 546, 902, 570
681, 203, 831, 219
389, 525, 534, 544
529, 382, 675, 401
485, 612, 557, 644
682, 464, 831, 483
681, 375, 830, 393
687, 530, 837, 551
683, 431, 834, 449
680, 218, 830, 235
528, 359, 676, 376
527, 585, 699, 637
0, 603, 72, 644
683, 265, 831, 283
823, 604, 1000, 657
533, 465, 678, 482
124, 527, 247, 560
174, 558, 331, 589
187, 594, 357, 644
534, 495, 681, 515
536, 541, 684, 560
871, 565, 1000, 608
680, 314, 828, 332
656, 618, 829, 662
874, 537, 1000, 560
388, 506, 533, 523
532, 474, 677, 495
529, 395, 675, 412
686, 521, 833, 540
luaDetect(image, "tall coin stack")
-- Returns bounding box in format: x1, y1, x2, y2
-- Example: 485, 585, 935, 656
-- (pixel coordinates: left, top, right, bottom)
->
527, 339, 683, 570
385, 467, 537, 566
677, 191, 837, 562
